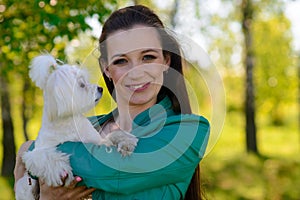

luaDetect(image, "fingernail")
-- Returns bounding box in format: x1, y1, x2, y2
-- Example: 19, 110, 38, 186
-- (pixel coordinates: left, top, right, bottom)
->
76, 176, 82, 182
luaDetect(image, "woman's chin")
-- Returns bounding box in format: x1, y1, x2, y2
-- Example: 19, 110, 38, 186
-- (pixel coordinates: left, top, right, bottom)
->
129, 94, 157, 107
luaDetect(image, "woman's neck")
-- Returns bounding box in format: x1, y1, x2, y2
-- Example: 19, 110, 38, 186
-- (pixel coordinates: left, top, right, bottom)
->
116, 99, 157, 132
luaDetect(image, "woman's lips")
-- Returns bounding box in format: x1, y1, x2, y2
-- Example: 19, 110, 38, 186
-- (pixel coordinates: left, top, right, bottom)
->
127, 82, 150, 92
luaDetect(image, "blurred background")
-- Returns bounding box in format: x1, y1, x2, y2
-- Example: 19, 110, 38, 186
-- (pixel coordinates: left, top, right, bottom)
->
0, 0, 298, 199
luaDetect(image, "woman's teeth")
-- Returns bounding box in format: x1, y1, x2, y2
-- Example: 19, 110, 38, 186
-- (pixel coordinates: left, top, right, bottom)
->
131, 84, 144, 89
128, 82, 150, 91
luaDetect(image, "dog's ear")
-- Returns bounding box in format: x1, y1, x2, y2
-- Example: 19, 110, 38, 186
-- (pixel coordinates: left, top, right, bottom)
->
45, 79, 71, 121
44, 70, 72, 121
29, 55, 57, 90
44, 90, 59, 122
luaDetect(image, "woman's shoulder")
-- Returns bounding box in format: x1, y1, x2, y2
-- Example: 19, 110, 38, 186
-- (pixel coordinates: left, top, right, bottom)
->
166, 113, 210, 129
18, 140, 34, 154
165, 114, 210, 157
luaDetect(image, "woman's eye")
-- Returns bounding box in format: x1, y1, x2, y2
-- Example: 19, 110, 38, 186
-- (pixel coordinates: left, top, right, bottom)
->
113, 59, 127, 65
143, 55, 156, 61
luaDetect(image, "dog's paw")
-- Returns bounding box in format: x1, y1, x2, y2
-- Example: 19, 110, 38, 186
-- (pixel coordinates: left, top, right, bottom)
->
23, 148, 74, 187
42, 155, 74, 187
107, 131, 138, 156
44, 165, 74, 187
117, 136, 139, 156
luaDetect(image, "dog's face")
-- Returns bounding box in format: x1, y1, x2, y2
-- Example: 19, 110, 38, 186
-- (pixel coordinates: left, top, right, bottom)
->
44, 64, 102, 121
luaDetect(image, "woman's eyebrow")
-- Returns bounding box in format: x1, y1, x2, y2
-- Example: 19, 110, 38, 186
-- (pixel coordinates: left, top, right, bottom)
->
141, 48, 160, 54
110, 48, 160, 60
111, 53, 126, 60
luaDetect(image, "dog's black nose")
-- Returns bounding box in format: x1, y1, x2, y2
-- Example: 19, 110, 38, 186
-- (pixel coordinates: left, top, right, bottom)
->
98, 86, 103, 93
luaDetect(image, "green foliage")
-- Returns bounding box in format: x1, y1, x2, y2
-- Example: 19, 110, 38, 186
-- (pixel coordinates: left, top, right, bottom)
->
253, 14, 296, 126
0, 0, 117, 75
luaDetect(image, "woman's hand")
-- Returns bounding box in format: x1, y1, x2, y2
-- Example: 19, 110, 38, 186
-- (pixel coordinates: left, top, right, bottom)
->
39, 175, 96, 200
14, 140, 34, 191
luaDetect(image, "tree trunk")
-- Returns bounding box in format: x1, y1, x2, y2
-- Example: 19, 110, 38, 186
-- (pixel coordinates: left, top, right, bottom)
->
21, 79, 30, 141
0, 76, 16, 176
241, 0, 258, 154
170, 0, 179, 28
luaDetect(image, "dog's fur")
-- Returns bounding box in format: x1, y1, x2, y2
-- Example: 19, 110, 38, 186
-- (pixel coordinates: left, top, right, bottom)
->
15, 55, 138, 200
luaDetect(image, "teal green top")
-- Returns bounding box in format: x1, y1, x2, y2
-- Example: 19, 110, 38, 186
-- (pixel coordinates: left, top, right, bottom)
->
32, 96, 210, 200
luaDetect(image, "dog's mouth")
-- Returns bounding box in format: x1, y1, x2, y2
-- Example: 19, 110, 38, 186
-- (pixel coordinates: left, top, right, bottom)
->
95, 94, 102, 103
95, 97, 101, 103
95, 86, 103, 103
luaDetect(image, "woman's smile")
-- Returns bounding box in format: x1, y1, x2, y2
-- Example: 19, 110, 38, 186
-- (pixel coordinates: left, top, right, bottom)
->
126, 82, 151, 92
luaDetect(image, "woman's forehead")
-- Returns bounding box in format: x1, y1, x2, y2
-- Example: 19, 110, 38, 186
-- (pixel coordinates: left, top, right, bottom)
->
105, 26, 162, 58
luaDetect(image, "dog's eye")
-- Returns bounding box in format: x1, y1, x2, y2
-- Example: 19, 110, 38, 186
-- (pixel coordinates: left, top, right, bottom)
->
79, 82, 85, 88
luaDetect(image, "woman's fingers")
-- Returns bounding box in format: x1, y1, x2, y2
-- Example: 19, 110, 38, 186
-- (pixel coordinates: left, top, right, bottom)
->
78, 187, 96, 199
39, 175, 82, 188
39, 177, 95, 200
69, 186, 96, 198
65, 176, 82, 188
63, 177, 96, 199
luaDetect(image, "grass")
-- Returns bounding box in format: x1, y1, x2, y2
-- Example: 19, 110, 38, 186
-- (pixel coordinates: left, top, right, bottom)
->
1, 111, 299, 200
201, 111, 299, 200
202, 154, 300, 200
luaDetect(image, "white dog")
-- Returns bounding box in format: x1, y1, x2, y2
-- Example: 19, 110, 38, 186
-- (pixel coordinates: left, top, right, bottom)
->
15, 54, 138, 200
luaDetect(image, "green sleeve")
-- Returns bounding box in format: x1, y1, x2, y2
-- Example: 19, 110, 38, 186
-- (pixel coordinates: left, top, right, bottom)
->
57, 115, 210, 195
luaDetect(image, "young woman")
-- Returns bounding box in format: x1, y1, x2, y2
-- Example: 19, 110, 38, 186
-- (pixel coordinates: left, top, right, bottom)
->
14, 5, 210, 200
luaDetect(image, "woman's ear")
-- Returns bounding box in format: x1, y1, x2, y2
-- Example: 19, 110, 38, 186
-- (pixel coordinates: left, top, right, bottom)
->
99, 58, 111, 78
164, 53, 171, 71
104, 68, 111, 79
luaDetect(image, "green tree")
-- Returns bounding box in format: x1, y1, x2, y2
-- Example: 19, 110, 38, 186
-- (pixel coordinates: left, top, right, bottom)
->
0, 0, 117, 177
253, 15, 295, 126
240, 0, 294, 153
190, 0, 294, 153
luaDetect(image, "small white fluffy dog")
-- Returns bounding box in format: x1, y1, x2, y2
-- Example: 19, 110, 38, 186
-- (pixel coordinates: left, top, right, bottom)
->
15, 54, 138, 200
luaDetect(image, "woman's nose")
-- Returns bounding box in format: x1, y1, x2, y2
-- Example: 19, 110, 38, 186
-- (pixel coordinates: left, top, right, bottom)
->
126, 63, 144, 79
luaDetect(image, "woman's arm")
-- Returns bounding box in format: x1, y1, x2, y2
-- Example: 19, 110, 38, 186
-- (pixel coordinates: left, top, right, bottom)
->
14, 140, 34, 191
57, 115, 210, 195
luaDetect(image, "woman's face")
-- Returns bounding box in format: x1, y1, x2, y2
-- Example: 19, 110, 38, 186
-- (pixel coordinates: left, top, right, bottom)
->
103, 26, 170, 108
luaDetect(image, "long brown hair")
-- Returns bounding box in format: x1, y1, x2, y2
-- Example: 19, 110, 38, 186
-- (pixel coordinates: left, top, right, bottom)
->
98, 5, 202, 200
